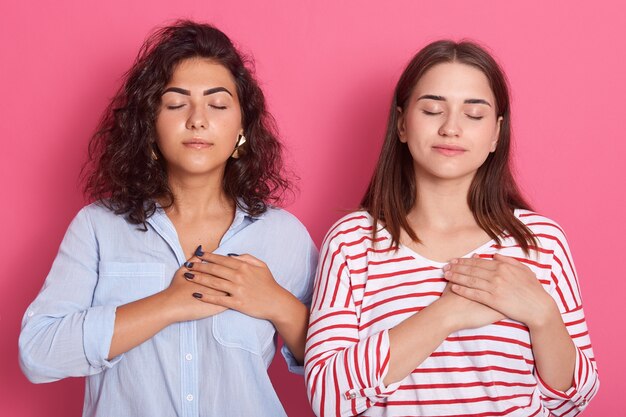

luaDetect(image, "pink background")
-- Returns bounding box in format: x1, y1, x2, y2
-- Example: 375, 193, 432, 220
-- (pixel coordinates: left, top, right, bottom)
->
1, 1, 624, 415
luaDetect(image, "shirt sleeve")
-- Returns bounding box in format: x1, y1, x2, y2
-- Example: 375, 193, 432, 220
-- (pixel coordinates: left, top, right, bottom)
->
304, 230, 401, 417
536, 228, 599, 416
281, 229, 319, 375
19, 207, 122, 383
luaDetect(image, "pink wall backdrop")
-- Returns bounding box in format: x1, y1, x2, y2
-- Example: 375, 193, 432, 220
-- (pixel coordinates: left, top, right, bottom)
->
1, 1, 624, 415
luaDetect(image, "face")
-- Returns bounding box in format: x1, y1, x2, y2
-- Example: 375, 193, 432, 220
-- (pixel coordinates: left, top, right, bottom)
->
155, 57, 243, 178
397, 62, 502, 183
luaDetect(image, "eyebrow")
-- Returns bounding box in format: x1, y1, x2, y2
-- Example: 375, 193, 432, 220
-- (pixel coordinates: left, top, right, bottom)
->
162, 86, 233, 96
417, 94, 492, 107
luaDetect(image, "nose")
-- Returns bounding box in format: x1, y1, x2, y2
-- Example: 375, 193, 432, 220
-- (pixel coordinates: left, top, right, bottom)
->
438, 114, 462, 137
185, 104, 208, 130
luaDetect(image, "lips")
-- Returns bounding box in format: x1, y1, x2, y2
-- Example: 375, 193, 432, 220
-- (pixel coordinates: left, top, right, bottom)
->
183, 138, 213, 149
432, 144, 466, 156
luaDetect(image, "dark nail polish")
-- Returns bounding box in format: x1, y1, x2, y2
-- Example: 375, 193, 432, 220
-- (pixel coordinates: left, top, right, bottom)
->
194, 245, 204, 257
184, 272, 194, 280
192, 292, 203, 299
184, 261, 194, 269
227, 253, 239, 257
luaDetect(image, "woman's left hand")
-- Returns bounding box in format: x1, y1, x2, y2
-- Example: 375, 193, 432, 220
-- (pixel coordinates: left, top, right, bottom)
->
184, 252, 290, 322
444, 253, 557, 328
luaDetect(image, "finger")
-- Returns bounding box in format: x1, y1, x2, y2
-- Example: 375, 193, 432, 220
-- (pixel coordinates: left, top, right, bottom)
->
493, 253, 521, 266
193, 293, 240, 310
199, 252, 242, 269
450, 284, 491, 304
446, 264, 494, 280
231, 253, 264, 267
190, 285, 228, 297
186, 273, 236, 294
188, 262, 240, 281
444, 271, 492, 292
451, 257, 497, 271
182, 255, 205, 269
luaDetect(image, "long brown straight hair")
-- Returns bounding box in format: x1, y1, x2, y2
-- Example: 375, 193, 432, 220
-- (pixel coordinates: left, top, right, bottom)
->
361, 40, 537, 253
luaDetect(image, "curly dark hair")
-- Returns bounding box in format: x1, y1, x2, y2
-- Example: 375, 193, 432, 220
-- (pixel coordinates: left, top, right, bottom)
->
83, 20, 292, 227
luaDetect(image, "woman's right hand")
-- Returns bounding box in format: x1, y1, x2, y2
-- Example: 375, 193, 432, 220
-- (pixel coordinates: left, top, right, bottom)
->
108, 256, 229, 359
161, 257, 229, 323
437, 282, 505, 332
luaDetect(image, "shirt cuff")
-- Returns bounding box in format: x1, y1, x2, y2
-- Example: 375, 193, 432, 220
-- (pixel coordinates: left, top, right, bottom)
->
342, 329, 402, 401
281, 343, 304, 375
344, 379, 403, 401
83, 305, 123, 369
536, 347, 591, 410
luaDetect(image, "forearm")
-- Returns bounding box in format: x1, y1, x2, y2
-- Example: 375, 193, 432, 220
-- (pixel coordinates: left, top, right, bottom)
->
385, 301, 454, 385
269, 289, 309, 364
529, 302, 576, 392
108, 292, 175, 359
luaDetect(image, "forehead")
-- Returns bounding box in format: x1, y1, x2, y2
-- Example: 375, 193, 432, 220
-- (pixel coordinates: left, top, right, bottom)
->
167, 57, 237, 90
413, 62, 494, 101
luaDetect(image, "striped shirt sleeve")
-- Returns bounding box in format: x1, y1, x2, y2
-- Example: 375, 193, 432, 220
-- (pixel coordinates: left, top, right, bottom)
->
304, 225, 401, 417
535, 223, 599, 416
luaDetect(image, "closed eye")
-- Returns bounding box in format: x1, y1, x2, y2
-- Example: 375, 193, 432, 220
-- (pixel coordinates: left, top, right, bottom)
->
210, 105, 227, 110
166, 104, 185, 110
422, 110, 443, 116
466, 114, 484, 120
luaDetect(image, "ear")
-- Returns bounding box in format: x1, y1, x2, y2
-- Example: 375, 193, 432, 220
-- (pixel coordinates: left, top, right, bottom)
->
490, 116, 503, 152
396, 107, 407, 143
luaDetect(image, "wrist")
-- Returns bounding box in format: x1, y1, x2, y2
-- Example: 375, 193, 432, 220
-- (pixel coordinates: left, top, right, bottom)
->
526, 296, 561, 331
428, 298, 460, 334
268, 289, 304, 327
153, 289, 180, 326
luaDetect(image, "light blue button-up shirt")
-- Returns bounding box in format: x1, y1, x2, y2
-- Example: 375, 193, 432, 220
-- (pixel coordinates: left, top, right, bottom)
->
19, 202, 318, 417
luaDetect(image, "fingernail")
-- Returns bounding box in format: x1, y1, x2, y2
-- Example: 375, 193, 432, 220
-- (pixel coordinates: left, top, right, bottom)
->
450, 258, 459, 264
227, 253, 239, 257
184, 272, 194, 280
443, 264, 450, 271
184, 261, 194, 269
194, 245, 204, 257
192, 292, 202, 299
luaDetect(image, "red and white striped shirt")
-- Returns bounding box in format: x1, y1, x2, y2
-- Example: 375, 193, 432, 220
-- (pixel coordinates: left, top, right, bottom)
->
305, 210, 598, 417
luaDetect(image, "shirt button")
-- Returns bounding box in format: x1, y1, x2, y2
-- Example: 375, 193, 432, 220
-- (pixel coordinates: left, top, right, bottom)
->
186, 394, 193, 402
185, 353, 193, 361
344, 390, 357, 400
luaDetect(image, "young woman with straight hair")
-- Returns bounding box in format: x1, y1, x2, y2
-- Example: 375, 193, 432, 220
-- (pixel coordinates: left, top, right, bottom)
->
305, 40, 598, 417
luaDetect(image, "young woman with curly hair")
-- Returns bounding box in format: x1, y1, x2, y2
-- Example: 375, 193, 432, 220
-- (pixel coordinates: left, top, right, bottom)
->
305, 40, 598, 416
19, 20, 317, 417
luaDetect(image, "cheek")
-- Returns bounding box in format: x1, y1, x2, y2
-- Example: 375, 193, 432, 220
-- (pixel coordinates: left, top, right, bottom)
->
469, 124, 498, 147
155, 114, 184, 141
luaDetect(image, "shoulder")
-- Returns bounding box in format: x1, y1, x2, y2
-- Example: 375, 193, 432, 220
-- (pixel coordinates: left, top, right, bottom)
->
326, 210, 374, 233
514, 209, 570, 248
71, 201, 144, 239
320, 210, 381, 249
77, 201, 130, 226
257, 206, 313, 242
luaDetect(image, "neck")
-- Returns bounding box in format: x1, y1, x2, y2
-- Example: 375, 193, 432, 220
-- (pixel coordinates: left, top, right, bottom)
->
408, 173, 476, 232
164, 171, 234, 220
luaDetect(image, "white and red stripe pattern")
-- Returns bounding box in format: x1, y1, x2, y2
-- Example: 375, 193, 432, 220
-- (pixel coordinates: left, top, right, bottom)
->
305, 210, 598, 417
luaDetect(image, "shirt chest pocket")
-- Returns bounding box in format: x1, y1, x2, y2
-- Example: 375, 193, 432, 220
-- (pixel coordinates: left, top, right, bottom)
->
212, 310, 276, 356
94, 262, 166, 306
